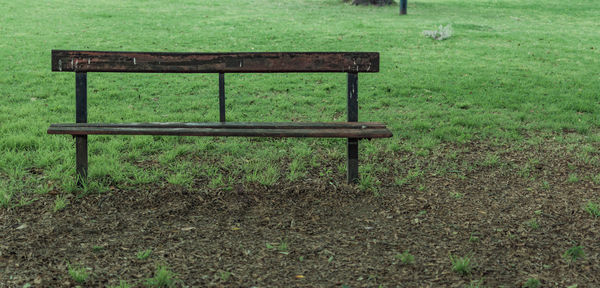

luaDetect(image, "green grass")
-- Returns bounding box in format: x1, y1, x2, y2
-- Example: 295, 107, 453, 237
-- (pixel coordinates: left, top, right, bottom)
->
0, 182, 12, 208
585, 201, 600, 218
218, 271, 232, 282
145, 265, 178, 288
526, 218, 539, 230
567, 173, 579, 183
450, 192, 464, 199
469, 233, 480, 243
395, 165, 424, 186
0, 0, 599, 203
68, 264, 90, 284
266, 239, 290, 255
450, 254, 473, 275
52, 195, 67, 212
277, 239, 289, 254
522, 278, 541, 288
563, 246, 585, 263
481, 153, 500, 167
395, 250, 415, 265
136, 249, 152, 260
358, 173, 377, 192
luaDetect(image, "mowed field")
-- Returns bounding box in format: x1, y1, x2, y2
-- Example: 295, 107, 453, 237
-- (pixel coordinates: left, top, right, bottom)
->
1, 0, 600, 286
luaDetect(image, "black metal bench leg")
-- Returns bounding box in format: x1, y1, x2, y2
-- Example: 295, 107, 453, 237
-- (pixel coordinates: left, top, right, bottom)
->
347, 139, 358, 183
75, 72, 88, 186
219, 73, 226, 122
347, 72, 359, 183
76, 136, 87, 186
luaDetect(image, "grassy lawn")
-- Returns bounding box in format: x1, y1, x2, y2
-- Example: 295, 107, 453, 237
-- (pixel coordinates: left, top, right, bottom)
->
1, 0, 600, 286
1, 0, 598, 201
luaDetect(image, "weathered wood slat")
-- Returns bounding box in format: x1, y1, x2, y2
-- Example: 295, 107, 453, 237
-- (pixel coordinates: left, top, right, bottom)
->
51, 50, 379, 73
47, 124, 393, 138
50, 122, 388, 129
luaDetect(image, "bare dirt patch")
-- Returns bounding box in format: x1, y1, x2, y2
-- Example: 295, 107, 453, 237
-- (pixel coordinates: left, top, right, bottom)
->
1, 138, 599, 287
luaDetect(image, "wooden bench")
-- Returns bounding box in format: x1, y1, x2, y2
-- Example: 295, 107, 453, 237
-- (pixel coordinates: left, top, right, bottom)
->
48, 50, 393, 185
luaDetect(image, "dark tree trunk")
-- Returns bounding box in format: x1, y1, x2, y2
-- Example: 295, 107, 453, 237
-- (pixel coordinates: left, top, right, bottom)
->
351, 0, 395, 6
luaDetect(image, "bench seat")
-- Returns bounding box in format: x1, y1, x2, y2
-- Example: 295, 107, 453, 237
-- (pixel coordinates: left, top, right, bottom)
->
48, 122, 393, 138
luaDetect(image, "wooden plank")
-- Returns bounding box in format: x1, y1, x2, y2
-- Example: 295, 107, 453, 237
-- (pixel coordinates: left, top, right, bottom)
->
47, 126, 393, 139
50, 122, 388, 129
51, 50, 379, 73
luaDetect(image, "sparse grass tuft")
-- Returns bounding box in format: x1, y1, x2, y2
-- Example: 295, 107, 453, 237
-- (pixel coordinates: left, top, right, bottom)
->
53, 195, 67, 212
277, 239, 289, 253
542, 181, 550, 189
218, 271, 232, 282
450, 192, 464, 199
137, 249, 152, 260
522, 278, 541, 288
395, 250, 415, 265
395, 166, 424, 186
584, 201, 600, 218
145, 265, 178, 288
266, 239, 289, 254
527, 218, 539, 230
482, 153, 500, 167
469, 233, 480, 243
593, 174, 600, 185
450, 254, 473, 275
358, 174, 375, 192
68, 264, 90, 284
567, 173, 579, 183
563, 246, 585, 262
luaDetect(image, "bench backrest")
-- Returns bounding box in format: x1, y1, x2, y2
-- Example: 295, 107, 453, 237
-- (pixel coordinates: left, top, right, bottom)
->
51, 50, 379, 73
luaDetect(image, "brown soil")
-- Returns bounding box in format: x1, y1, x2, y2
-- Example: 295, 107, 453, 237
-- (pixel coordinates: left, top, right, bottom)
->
1, 139, 599, 287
